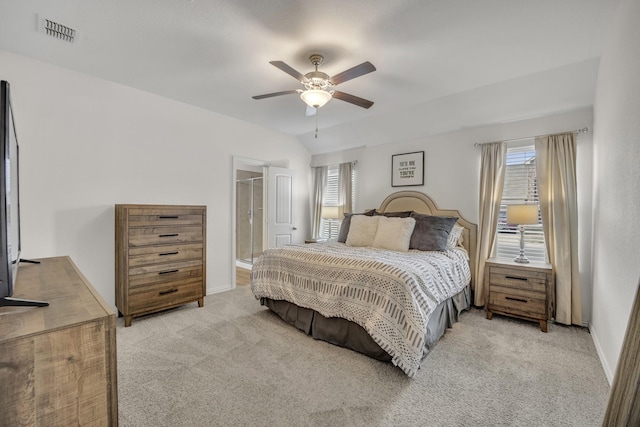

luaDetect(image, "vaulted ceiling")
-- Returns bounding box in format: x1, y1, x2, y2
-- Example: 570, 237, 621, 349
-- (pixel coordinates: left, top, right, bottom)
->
0, 0, 622, 154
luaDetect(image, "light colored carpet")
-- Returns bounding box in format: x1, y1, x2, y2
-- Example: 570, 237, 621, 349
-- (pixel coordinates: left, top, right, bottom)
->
117, 286, 610, 427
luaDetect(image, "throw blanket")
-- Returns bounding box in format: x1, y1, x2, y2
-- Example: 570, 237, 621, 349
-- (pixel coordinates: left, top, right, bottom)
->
251, 242, 471, 377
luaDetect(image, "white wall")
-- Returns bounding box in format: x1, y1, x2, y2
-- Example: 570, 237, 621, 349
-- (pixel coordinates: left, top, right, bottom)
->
0, 50, 311, 309
590, 0, 640, 383
313, 108, 595, 322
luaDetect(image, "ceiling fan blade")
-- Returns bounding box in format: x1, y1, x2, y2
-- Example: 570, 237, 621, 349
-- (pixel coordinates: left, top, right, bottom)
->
332, 91, 374, 109
330, 61, 376, 85
269, 61, 308, 82
305, 105, 316, 116
252, 90, 298, 100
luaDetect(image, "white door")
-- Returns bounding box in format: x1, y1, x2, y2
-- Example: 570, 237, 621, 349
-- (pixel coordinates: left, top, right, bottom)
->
267, 166, 298, 247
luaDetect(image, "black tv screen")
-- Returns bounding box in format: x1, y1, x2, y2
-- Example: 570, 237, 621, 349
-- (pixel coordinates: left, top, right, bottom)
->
0, 80, 20, 300
0, 81, 46, 307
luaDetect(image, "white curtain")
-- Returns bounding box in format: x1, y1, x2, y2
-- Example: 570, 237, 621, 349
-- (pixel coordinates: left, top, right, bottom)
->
535, 133, 582, 325
338, 162, 353, 217
311, 166, 328, 239
476, 142, 507, 306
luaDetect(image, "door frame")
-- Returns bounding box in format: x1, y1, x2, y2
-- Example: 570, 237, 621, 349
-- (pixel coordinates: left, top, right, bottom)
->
231, 156, 268, 289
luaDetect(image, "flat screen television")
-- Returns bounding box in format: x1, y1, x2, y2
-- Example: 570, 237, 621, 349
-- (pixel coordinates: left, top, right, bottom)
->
0, 80, 47, 307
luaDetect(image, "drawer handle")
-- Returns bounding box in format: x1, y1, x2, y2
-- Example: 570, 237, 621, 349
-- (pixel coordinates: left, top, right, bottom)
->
158, 215, 179, 219
159, 252, 179, 257
158, 269, 179, 275
159, 233, 179, 238
505, 275, 528, 281
505, 296, 528, 303
159, 288, 178, 296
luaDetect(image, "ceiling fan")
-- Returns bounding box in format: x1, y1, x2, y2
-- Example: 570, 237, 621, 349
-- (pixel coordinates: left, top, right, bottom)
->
252, 54, 376, 113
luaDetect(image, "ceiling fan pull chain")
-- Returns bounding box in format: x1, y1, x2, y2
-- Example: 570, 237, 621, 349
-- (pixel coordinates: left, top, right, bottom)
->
315, 112, 318, 139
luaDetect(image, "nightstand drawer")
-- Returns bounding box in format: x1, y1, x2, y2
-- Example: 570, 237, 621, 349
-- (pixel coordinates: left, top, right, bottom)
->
490, 291, 546, 316
489, 266, 546, 292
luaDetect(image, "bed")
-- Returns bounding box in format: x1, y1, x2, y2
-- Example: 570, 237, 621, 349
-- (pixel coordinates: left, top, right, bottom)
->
251, 191, 477, 377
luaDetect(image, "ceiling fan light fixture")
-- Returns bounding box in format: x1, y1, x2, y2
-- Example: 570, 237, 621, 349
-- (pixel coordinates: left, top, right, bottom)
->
300, 89, 332, 108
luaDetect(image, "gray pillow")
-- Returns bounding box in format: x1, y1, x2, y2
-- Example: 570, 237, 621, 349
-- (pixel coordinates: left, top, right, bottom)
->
337, 211, 375, 243
409, 213, 458, 251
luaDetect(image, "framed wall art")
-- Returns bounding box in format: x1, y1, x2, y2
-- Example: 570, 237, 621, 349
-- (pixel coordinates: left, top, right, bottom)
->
391, 151, 424, 187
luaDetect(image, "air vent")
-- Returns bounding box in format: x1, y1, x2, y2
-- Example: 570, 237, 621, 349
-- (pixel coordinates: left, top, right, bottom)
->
39, 16, 76, 43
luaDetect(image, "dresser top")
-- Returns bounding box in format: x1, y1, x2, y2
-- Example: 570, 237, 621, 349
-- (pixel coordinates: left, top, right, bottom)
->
0, 256, 114, 343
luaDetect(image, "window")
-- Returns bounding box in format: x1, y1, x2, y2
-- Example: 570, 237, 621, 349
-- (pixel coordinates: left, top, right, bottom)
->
319, 165, 356, 239
495, 143, 547, 262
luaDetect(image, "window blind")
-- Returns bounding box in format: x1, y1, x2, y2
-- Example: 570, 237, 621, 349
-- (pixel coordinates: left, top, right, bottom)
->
495, 143, 547, 262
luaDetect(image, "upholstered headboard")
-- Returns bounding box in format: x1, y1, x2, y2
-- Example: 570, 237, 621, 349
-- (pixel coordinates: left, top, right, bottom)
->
377, 191, 477, 288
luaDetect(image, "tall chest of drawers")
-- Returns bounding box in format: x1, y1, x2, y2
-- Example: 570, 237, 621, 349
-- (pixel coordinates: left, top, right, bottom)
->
115, 204, 206, 327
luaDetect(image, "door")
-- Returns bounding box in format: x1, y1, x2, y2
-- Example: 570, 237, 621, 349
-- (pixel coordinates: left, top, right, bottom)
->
267, 166, 298, 247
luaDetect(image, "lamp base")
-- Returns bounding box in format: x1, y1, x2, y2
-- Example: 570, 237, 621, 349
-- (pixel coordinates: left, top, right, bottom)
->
514, 226, 530, 263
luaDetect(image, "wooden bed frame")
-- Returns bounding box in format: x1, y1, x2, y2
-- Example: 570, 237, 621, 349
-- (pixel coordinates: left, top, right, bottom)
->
377, 191, 478, 288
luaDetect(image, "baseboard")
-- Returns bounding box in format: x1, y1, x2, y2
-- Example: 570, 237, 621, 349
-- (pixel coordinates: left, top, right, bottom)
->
589, 321, 614, 385
207, 285, 233, 295
236, 259, 253, 270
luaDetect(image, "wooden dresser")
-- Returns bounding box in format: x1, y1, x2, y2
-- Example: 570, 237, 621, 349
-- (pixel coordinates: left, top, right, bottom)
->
115, 204, 206, 327
0, 256, 118, 426
484, 258, 554, 332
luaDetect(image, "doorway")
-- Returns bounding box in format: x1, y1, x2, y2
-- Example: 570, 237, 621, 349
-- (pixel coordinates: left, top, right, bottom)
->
232, 156, 268, 288
235, 172, 264, 267
231, 156, 298, 288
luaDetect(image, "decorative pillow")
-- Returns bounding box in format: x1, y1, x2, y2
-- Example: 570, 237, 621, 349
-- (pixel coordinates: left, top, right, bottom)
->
337, 210, 375, 243
409, 213, 458, 251
373, 210, 413, 218
447, 224, 465, 250
372, 216, 416, 252
346, 215, 380, 247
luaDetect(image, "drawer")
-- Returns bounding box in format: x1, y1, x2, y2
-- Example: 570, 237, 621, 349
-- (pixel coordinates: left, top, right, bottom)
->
489, 290, 546, 316
128, 243, 203, 267
128, 280, 204, 314
128, 225, 203, 247
489, 267, 546, 292
129, 260, 203, 289
128, 207, 204, 227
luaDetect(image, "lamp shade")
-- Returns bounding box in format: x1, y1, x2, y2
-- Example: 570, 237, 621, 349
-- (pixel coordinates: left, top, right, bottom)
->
321, 206, 340, 220
506, 204, 539, 225
300, 89, 332, 108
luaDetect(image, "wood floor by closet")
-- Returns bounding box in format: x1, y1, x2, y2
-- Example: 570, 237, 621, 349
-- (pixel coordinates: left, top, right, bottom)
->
236, 267, 251, 286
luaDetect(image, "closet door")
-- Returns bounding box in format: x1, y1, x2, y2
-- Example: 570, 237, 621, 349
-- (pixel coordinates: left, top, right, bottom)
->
267, 166, 298, 248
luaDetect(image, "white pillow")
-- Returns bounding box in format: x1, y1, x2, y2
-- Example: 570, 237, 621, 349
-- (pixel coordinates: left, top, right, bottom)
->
346, 215, 380, 247
447, 224, 464, 250
372, 216, 416, 252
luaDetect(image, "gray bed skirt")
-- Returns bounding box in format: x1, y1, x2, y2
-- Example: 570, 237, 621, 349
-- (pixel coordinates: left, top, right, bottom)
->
260, 284, 471, 364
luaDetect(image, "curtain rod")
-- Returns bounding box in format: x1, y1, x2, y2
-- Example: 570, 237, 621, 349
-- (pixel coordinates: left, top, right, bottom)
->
473, 127, 589, 148
311, 160, 358, 168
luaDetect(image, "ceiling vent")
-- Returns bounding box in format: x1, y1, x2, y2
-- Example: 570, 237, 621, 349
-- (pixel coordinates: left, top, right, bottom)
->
39, 16, 76, 43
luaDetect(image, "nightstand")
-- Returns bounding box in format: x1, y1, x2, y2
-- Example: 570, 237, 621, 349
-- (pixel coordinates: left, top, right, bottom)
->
484, 258, 554, 332
304, 238, 327, 244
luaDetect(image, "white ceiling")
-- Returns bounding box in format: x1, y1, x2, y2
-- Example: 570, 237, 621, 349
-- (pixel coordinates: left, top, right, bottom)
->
0, 0, 622, 154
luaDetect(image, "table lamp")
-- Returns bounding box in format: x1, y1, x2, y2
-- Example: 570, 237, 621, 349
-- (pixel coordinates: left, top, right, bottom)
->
506, 204, 539, 264
321, 206, 340, 221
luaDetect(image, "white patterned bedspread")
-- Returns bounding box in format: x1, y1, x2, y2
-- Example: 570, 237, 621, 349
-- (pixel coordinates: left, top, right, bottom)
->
250, 242, 471, 377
